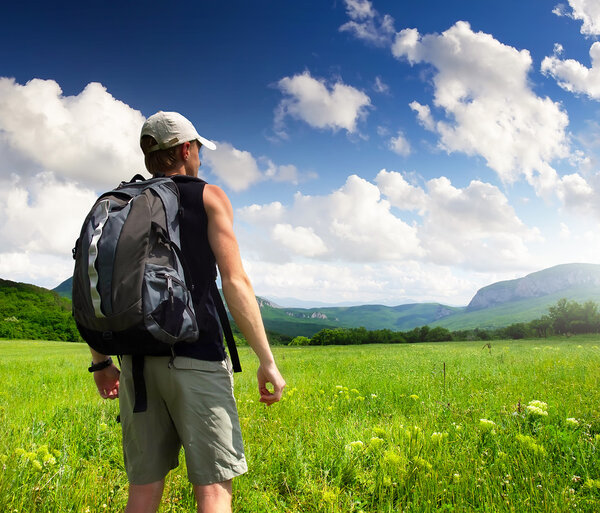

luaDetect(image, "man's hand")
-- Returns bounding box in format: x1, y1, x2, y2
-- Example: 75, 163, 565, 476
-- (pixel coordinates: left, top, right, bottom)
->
93, 364, 120, 399
257, 363, 286, 406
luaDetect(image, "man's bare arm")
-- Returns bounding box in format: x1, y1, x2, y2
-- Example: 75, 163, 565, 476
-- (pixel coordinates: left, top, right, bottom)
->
88, 347, 120, 399
204, 184, 285, 405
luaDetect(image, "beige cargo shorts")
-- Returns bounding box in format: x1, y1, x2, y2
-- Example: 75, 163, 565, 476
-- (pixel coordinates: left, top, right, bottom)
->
119, 355, 247, 485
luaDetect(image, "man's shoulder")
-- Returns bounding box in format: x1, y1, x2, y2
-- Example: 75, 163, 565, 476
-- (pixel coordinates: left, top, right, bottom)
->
203, 184, 232, 217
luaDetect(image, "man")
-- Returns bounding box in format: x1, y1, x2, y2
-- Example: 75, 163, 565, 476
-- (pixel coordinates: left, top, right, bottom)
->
88, 111, 286, 513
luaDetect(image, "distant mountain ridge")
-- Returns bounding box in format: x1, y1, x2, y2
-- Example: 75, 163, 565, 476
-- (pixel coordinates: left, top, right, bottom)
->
254, 263, 600, 335
48, 263, 600, 337
467, 263, 600, 311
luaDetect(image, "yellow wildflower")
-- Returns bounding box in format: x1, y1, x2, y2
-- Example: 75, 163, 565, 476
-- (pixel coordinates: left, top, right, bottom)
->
431, 432, 448, 444
516, 434, 546, 456
369, 437, 385, 449
479, 419, 496, 432
345, 440, 364, 451
383, 450, 402, 466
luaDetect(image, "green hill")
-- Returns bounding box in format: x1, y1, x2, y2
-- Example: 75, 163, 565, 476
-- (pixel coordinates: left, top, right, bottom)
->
259, 301, 463, 337
0, 279, 80, 341
432, 285, 600, 330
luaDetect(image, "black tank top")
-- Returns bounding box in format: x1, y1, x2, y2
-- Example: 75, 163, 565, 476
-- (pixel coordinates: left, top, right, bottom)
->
171, 175, 226, 361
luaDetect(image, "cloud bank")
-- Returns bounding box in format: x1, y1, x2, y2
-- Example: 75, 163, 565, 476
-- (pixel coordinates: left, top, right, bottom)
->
0, 78, 146, 190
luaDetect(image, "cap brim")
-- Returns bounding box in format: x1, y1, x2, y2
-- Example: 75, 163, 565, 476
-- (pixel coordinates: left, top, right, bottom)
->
197, 135, 216, 151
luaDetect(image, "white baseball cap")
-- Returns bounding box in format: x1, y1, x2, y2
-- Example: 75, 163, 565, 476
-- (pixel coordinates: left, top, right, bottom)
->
140, 111, 216, 152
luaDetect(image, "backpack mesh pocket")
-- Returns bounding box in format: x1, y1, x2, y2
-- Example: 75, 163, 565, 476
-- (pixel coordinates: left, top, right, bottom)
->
142, 264, 199, 343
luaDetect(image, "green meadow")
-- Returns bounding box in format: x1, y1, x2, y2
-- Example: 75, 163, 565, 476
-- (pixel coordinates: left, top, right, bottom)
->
1, 338, 599, 512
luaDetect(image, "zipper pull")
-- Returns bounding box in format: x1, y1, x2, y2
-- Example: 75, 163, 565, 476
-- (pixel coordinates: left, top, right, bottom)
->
166, 275, 174, 311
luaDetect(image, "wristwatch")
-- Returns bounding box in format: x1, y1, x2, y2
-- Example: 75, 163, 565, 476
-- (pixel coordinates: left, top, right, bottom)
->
88, 356, 113, 372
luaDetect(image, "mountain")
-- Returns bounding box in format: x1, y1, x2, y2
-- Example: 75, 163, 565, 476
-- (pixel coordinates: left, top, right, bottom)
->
53, 276, 73, 300
429, 264, 600, 331
50, 263, 600, 337
467, 263, 600, 311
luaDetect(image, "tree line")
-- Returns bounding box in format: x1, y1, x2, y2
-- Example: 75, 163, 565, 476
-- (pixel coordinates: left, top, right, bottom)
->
288, 298, 600, 346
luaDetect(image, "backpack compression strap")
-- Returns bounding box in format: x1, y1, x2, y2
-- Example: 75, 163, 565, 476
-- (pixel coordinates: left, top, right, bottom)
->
211, 282, 242, 373
131, 355, 147, 413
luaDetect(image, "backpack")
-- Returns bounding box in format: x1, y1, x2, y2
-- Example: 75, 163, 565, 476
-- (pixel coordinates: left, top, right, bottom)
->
72, 174, 241, 410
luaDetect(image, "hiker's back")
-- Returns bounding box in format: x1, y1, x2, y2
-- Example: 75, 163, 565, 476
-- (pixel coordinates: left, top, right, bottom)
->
168, 175, 228, 361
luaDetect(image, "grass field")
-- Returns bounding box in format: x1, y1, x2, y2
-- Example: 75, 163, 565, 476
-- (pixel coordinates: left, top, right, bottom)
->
1, 337, 599, 512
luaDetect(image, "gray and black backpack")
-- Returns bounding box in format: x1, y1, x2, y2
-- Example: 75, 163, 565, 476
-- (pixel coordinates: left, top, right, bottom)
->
72, 174, 240, 372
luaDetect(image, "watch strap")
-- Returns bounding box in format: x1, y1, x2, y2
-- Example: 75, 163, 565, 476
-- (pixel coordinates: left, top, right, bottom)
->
88, 357, 113, 372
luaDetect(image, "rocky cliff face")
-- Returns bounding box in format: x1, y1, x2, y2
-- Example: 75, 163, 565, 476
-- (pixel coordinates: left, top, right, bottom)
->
256, 297, 281, 309
467, 263, 600, 311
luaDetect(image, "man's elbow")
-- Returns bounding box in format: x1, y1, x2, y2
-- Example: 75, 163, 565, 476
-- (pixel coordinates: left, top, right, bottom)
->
221, 272, 253, 295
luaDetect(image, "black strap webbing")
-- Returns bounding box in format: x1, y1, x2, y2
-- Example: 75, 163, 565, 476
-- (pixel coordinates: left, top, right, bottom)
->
131, 355, 147, 413
211, 282, 242, 373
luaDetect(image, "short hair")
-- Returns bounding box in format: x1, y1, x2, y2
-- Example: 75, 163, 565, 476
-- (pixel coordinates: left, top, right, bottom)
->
140, 135, 182, 175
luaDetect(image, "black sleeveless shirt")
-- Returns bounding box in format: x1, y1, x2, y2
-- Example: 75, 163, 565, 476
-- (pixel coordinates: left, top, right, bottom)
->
170, 175, 226, 361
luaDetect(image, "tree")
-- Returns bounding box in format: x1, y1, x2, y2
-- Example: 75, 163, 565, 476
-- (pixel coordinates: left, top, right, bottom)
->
289, 336, 311, 346
529, 315, 552, 338
425, 326, 452, 342
548, 298, 572, 335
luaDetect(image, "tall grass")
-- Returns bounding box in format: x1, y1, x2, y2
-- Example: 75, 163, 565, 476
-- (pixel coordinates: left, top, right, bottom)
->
1, 338, 599, 512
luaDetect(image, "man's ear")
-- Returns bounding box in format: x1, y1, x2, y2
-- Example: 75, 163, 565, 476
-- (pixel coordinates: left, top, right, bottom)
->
180, 141, 191, 160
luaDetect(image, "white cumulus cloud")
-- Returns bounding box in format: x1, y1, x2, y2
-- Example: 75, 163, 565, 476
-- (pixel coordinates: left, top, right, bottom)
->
391, 21, 570, 195
0, 78, 146, 190
389, 130, 411, 156
553, 0, 600, 35
376, 170, 539, 271
339, 0, 396, 46
375, 169, 427, 211
542, 41, 600, 100
203, 141, 305, 191
202, 142, 262, 192
238, 168, 539, 273
272, 224, 328, 257
274, 72, 371, 136
420, 177, 540, 270
0, 173, 97, 256
239, 174, 423, 263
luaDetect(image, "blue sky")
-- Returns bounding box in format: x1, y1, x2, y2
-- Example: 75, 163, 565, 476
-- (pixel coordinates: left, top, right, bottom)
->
1, 0, 600, 306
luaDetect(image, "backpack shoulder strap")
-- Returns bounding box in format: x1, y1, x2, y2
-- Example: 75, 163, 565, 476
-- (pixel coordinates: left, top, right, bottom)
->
210, 282, 242, 373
